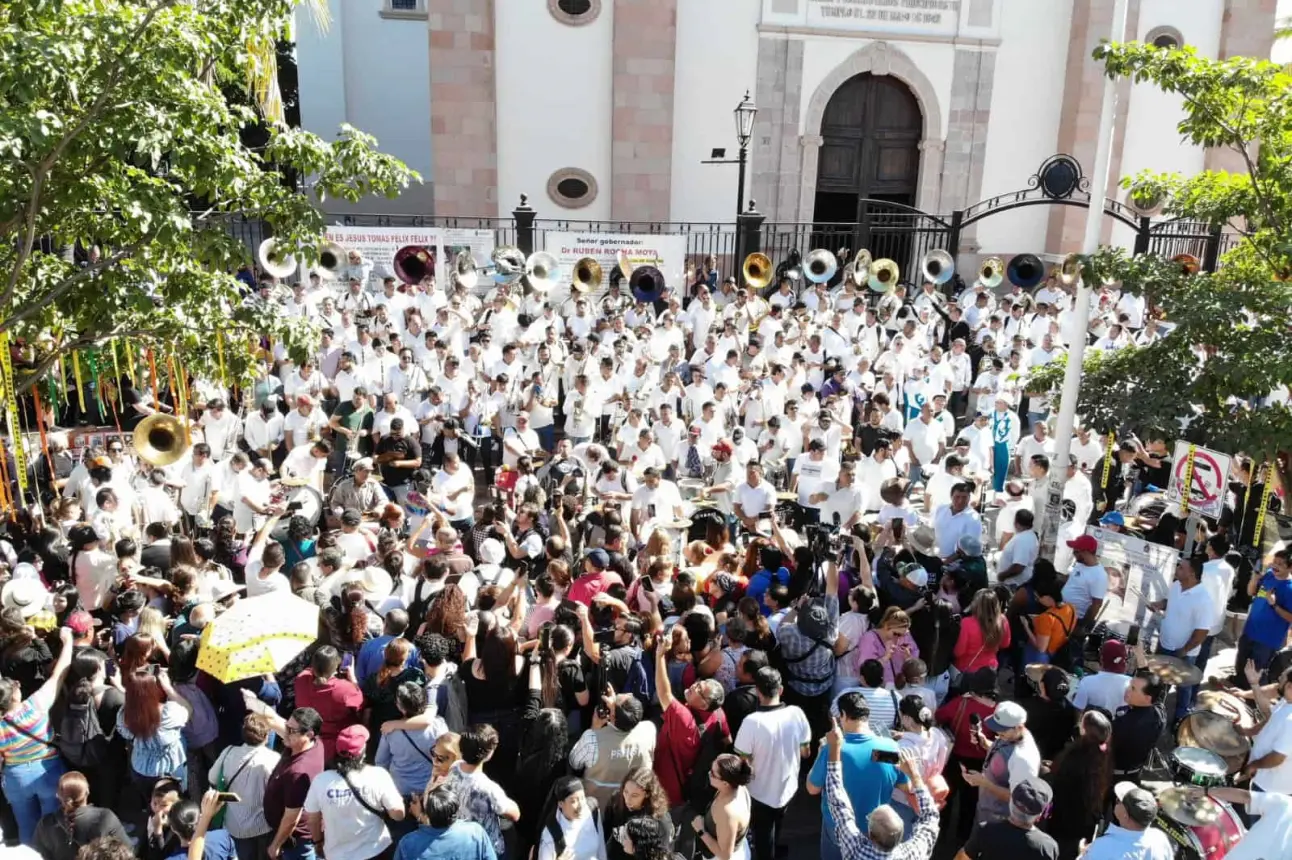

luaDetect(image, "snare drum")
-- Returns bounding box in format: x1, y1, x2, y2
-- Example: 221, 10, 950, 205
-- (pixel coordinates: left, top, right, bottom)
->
1152, 788, 1245, 860
1169, 747, 1229, 788
1177, 691, 1254, 775
678, 478, 708, 501
271, 484, 323, 540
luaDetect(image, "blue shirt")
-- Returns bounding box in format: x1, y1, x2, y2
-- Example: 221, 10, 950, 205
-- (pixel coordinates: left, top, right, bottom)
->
807, 731, 905, 831
395, 822, 497, 860
356, 634, 419, 684
747, 567, 790, 615
1082, 824, 1173, 860
1244, 571, 1292, 647
166, 828, 237, 860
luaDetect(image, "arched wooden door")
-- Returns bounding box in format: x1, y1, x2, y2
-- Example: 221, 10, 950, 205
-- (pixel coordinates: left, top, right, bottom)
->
812, 73, 923, 224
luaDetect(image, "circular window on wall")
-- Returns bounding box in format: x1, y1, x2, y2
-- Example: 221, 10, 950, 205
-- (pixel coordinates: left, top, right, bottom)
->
548, 0, 600, 26
1145, 26, 1183, 49
547, 168, 599, 209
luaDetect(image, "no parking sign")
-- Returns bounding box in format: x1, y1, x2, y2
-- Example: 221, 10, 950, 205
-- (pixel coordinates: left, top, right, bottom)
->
1166, 442, 1231, 519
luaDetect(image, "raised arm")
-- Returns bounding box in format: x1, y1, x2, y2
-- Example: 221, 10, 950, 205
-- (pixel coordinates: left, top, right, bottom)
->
654, 627, 674, 710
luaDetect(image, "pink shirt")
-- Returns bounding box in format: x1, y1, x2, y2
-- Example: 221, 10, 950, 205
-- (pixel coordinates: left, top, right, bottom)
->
952, 614, 1011, 673
566, 571, 623, 606
857, 629, 920, 687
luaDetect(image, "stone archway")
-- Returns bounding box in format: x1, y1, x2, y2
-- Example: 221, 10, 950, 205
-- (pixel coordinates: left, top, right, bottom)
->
797, 41, 945, 221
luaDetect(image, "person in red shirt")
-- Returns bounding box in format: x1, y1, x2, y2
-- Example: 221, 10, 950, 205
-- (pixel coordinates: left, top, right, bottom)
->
292, 646, 363, 764
652, 624, 731, 808
567, 548, 624, 606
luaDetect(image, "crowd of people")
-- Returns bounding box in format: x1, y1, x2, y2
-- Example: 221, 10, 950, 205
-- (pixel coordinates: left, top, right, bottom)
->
0, 253, 1289, 860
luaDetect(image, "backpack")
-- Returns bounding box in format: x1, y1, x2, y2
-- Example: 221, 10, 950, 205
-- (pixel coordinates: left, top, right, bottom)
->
56, 701, 109, 768
441, 669, 469, 733
621, 650, 652, 706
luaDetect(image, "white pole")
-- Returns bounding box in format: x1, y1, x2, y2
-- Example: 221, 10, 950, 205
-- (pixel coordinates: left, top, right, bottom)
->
1039, 0, 1129, 562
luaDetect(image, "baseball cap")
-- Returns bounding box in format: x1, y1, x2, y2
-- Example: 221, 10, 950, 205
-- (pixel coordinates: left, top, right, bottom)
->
900, 563, 929, 589
984, 701, 1028, 733
1066, 534, 1099, 554
1114, 781, 1158, 827
957, 534, 983, 557
1099, 511, 1125, 527
798, 603, 832, 640
1100, 639, 1128, 672
585, 548, 610, 570
335, 724, 370, 758
1011, 778, 1053, 818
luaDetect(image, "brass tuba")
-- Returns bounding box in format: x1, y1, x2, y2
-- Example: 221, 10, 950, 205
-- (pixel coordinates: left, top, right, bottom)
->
316, 241, 347, 280
803, 249, 838, 284
133, 414, 190, 467
570, 257, 602, 293
490, 245, 526, 284
868, 258, 900, 293
742, 252, 773, 290
978, 256, 1005, 288
921, 249, 955, 285
258, 238, 298, 280
394, 245, 435, 285
629, 265, 667, 303
1007, 253, 1045, 289
1059, 253, 1083, 285
844, 249, 873, 288
1173, 253, 1200, 276
453, 250, 479, 290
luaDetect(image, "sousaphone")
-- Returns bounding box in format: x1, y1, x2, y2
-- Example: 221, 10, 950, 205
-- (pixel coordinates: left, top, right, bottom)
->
453, 250, 479, 290
490, 245, 526, 284
629, 265, 667, 303
524, 252, 561, 293
1007, 253, 1045, 289
258, 238, 298, 280
868, 258, 900, 293
921, 249, 955, 286
133, 414, 190, 468
844, 249, 873, 288
570, 256, 602, 293
803, 249, 838, 285
1173, 253, 1201, 276
1059, 253, 1083, 286
394, 245, 435, 286
742, 252, 773, 290
978, 256, 1005, 289
316, 241, 347, 280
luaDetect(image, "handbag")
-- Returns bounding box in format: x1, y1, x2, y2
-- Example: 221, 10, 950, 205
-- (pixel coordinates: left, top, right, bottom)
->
212, 750, 256, 829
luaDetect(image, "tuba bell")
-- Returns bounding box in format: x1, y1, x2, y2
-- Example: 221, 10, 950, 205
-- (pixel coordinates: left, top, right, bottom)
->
133, 414, 190, 467
742, 252, 773, 290
868, 258, 900, 293
453, 250, 479, 291
978, 256, 1005, 288
1059, 253, 1083, 285
803, 249, 838, 285
570, 256, 602, 293
258, 238, 298, 280
844, 249, 873, 288
316, 241, 347, 280
394, 245, 435, 285
1172, 253, 1200, 276
1007, 253, 1045, 289
524, 252, 561, 293
615, 250, 636, 284
490, 245, 526, 284
921, 249, 955, 285
629, 265, 666, 303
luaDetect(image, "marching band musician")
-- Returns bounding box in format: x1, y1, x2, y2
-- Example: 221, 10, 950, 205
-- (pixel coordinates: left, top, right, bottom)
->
988, 393, 1022, 493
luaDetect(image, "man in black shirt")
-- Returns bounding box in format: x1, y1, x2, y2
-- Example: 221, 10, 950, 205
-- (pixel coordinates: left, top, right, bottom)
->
373, 417, 421, 504
1091, 440, 1137, 521
1111, 673, 1168, 777
958, 777, 1059, 860
723, 649, 768, 741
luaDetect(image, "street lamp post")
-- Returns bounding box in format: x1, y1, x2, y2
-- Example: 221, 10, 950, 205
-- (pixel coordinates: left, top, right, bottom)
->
734, 90, 757, 217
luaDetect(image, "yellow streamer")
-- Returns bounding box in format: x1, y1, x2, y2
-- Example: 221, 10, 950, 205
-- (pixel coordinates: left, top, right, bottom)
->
110, 341, 124, 409
1254, 463, 1275, 551
0, 333, 29, 497
216, 329, 227, 387
1179, 443, 1197, 516
72, 351, 86, 412
1100, 431, 1115, 491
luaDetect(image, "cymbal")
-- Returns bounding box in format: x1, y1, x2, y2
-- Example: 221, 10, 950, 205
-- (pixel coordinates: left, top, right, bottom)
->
1145, 653, 1203, 687
278, 477, 310, 488
776, 492, 798, 501
660, 518, 693, 529
690, 499, 720, 509
1156, 785, 1223, 828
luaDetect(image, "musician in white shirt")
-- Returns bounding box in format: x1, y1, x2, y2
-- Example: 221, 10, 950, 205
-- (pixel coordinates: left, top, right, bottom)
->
284, 396, 328, 451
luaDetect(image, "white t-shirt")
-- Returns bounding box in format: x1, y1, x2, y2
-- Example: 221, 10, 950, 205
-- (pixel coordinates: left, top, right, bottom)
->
1226, 791, 1292, 860
1200, 558, 1236, 636
793, 456, 837, 509
1158, 581, 1211, 657
631, 481, 684, 519
902, 418, 942, 465
302, 766, 402, 860
734, 703, 812, 808
1070, 671, 1132, 714
996, 529, 1039, 586
1251, 700, 1292, 794
735, 480, 777, 520
1062, 561, 1109, 618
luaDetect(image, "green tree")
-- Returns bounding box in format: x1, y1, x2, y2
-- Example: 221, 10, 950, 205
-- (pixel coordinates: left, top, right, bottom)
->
0, 0, 418, 392
1032, 42, 1292, 480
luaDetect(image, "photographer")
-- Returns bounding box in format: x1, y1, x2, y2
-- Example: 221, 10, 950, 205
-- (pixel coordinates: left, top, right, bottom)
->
775, 553, 845, 744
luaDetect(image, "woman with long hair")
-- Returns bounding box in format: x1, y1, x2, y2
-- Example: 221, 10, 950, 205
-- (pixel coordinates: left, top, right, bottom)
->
515, 651, 572, 856
536, 776, 607, 860
689, 753, 751, 860
32, 771, 128, 860
51, 650, 125, 813
168, 537, 202, 572
116, 631, 161, 676
1043, 710, 1113, 860
617, 817, 674, 860
0, 607, 53, 698
834, 584, 877, 695
538, 624, 590, 733
303, 725, 405, 860
952, 589, 1010, 676
460, 611, 525, 793
934, 667, 998, 844
419, 583, 469, 662
891, 694, 950, 835
115, 664, 192, 793
361, 638, 425, 733
733, 597, 774, 652
604, 767, 672, 860
857, 607, 919, 688
210, 516, 248, 584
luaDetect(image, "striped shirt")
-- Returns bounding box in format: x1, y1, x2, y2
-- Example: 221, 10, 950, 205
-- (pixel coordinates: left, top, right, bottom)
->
0, 691, 59, 765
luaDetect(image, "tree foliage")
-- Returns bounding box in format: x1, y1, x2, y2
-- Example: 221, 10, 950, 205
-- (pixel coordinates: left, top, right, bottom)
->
1032, 42, 1292, 467
0, 0, 419, 392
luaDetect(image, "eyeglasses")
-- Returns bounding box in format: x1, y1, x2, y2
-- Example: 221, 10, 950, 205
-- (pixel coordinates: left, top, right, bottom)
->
284, 725, 305, 736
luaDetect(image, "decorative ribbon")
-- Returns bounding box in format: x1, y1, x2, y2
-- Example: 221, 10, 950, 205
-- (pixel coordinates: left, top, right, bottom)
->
72, 351, 86, 412
110, 340, 124, 409
1253, 462, 1275, 550
1179, 443, 1197, 516
1101, 430, 1115, 490
0, 333, 30, 499
147, 348, 160, 411
0, 339, 11, 515
30, 386, 56, 497
216, 328, 227, 388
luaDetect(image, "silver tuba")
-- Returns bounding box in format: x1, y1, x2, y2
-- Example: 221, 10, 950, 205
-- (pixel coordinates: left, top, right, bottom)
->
258, 238, 298, 280
524, 252, 561, 293
803, 249, 839, 285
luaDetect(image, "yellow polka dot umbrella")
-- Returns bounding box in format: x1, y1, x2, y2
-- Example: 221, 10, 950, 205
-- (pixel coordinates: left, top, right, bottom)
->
196, 591, 321, 684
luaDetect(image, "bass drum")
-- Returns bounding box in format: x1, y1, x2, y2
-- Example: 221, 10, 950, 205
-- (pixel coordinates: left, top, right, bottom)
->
686, 504, 727, 544
1152, 789, 1245, 860
271, 485, 323, 541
